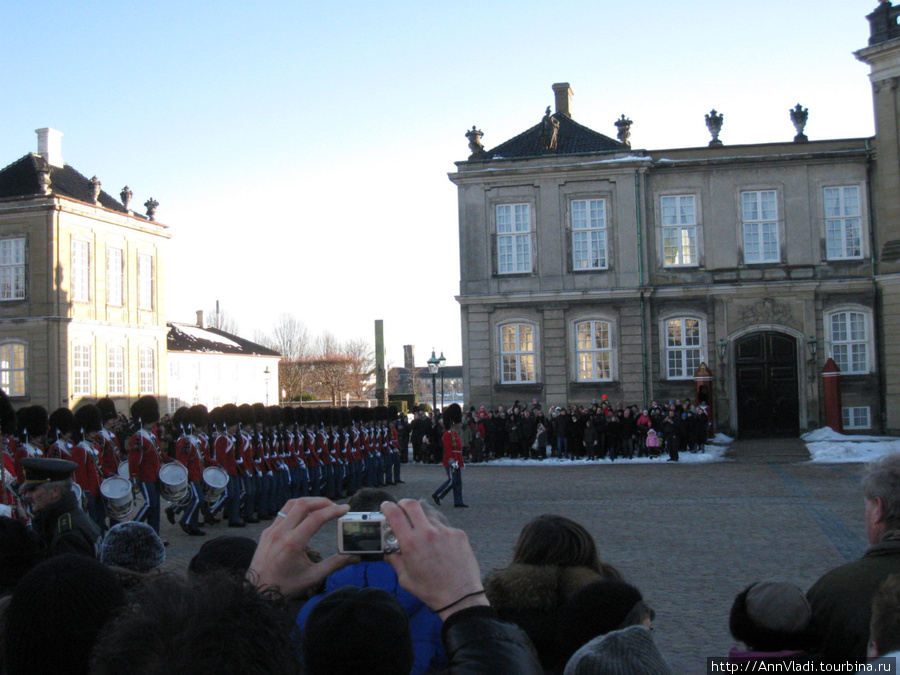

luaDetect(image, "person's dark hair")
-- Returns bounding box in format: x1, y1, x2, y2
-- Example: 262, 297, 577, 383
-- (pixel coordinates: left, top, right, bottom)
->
862, 454, 900, 530
91, 572, 301, 674
871, 574, 900, 656
348, 488, 396, 513
512, 514, 621, 578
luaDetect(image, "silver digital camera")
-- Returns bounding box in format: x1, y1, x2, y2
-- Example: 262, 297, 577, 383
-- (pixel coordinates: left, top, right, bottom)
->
337, 512, 400, 554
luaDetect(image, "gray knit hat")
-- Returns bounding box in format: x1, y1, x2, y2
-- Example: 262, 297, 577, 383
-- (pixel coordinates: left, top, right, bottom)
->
564, 626, 673, 675
100, 521, 166, 573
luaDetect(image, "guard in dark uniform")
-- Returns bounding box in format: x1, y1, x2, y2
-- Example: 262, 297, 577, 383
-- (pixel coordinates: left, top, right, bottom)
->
20, 457, 101, 559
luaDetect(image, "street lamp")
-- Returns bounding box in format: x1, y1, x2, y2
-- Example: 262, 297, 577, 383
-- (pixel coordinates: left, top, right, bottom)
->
427, 349, 440, 415
438, 351, 447, 410
263, 366, 271, 405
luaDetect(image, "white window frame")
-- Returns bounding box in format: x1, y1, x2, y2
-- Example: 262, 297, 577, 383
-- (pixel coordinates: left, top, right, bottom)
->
499, 322, 536, 383
827, 309, 873, 375
137, 253, 153, 310
574, 319, 614, 382
73, 343, 92, 396
72, 239, 91, 302
661, 194, 698, 267
664, 316, 704, 380
741, 190, 780, 264
571, 198, 608, 270
496, 203, 532, 275
0, 342, 27, 396
107, 344, 125, 396
824, 186, 863, 260
842, 406, 871, 430
139, 346, 155, 394
0, 237, 26, 301
106, 247, 124, 306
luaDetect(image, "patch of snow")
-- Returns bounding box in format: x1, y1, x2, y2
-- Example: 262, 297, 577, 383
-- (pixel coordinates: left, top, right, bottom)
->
477, 442, 729, 467
174, 324, 240, 348
803, 427, 900, 463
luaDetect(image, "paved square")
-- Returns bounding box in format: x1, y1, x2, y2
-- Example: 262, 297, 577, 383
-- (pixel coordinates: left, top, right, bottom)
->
160, 458, 868, 674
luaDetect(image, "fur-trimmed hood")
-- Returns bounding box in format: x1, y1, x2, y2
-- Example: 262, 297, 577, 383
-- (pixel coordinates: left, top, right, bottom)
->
484, 563, 606, 612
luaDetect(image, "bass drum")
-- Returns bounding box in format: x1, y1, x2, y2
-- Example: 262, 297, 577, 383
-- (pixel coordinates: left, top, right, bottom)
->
158, 462, 190, 506
100, 476, 134, 520
202, 466, 228, 504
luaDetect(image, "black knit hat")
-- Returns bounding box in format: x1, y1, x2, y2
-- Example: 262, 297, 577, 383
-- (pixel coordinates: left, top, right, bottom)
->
100, 521, 166, 573
729, 581, 813, 652
3, 553, 127, 675
188, 535, 257, 578
302, 586, 414, 675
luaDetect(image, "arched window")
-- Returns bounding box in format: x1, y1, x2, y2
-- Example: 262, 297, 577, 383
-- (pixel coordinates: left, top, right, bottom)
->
499, 323, 536, 383
664, 317, 703, 379
0, 342, 26, 396
828, 310, 871, 374
575, 320, 613, 381
139, 346, 156, 394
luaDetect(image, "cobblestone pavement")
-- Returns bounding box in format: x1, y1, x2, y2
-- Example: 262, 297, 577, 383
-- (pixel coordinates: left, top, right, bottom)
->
159, 449, 868, 674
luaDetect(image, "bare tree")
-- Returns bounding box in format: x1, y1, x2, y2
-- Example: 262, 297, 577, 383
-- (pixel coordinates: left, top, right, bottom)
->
344, 337, 375, 399
256, 314, 313, 401
207, 306, 240, 335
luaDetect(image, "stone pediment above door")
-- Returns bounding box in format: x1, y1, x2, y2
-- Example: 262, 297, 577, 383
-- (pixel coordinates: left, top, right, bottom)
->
735, 297, 797, 329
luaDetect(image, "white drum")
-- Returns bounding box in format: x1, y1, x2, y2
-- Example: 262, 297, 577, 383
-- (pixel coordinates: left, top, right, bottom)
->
202, 466, 228, 504
72, 482, 83, 505
100, 476, 134, 520
117, 460, 129, 480
158, 462, 190, 506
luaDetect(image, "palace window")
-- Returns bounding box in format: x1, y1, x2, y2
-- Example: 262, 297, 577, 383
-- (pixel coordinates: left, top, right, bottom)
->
0, 343, 26, 396
72, 240, 91, 302
496, 204, 532, 274
73, 344, 92, 395
825, 186, 862, 260
661, 195, 697, 266
500, 323, 536, 383
139, 346, 155, 394
742, 190, 779, 263
842, 406, 871, 430
571, 199, 608, 270
138, 253, 153, 310
665, 317, 702, 379
107, 247, 123, 306
0, 238, 25, 301
829, 310, 870, 374
575, 320, 613, 381
107, 345, 125, 395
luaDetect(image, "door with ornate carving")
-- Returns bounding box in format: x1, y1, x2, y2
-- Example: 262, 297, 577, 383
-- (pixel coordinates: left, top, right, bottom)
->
735, 332, 800, 438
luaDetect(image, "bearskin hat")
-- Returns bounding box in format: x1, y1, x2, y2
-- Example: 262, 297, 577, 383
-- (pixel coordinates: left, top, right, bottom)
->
96, 397, 118, 423
443, 403, 462, 426
18, 405, 48, 441
267, 406, 282, 427
339, 407, 351, 428
388, 405, 399, 422
238, 403, 255, 427
0, 389, 16, 435
48, 407, 74, 436
131, 395, 160, 425
188, 404, 209, 429
252, 403, 268, 427
306, 408, 319, 427
281, 406, 295, 426
171, 406, 189, 432
73, 404, 103, 435
208, 407, 223, 431
294, 406, 307, 426
222, 403, 240, 428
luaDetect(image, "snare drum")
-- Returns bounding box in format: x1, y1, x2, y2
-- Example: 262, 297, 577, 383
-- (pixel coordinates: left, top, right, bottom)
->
72, 482, 83, 506
201, 466, 228, 504
158, 462, 190, 506
100, 476, 134, 520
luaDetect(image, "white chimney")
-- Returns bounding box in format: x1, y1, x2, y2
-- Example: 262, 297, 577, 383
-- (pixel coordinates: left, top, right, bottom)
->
552, 83, 573, 118
196, 310, 205, 329
35, 128, 64, 168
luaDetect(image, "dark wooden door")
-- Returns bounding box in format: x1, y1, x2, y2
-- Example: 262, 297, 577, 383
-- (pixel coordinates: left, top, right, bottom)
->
735, 332, 800, 438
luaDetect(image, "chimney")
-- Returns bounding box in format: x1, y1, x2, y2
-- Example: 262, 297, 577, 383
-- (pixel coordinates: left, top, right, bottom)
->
403, 345, 415, 370
196, 310, 205, 329
35, 128, 64, 168
552, 83, 573, 118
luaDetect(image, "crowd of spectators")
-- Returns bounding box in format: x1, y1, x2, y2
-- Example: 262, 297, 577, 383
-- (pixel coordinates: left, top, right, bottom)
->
410, 397, 711, 464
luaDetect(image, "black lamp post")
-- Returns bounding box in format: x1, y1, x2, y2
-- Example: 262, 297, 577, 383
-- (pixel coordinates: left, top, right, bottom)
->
264, 366, 271, 405
427, 349, 440, 415
438, 352, 447, 410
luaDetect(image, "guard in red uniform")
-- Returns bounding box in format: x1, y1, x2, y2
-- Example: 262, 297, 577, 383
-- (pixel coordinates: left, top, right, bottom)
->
13, 405, 47, 488
432, 403, 467, 508
128, 395, 166, 536
214, 403, 244, 528
72, 404, 104, 529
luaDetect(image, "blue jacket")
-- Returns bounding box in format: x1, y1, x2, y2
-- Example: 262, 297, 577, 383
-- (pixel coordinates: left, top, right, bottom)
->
297, 560, 447, 674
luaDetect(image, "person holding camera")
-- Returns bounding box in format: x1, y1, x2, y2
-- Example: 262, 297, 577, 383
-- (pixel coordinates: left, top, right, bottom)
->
432, 403, 468, 508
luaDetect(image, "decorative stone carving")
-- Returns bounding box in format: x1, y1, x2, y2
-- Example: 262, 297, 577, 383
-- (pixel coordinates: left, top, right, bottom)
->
37, 163, 52, 196
539, 107, 559, 153
790, 104, 809, 143
120, 186, 133, 212
705, 109, 724, 147
614, 115, 632, 147
144, 198, 159, 221
738, 297, 795, 325
466, 126, 486, 159
90, 175, 102, 205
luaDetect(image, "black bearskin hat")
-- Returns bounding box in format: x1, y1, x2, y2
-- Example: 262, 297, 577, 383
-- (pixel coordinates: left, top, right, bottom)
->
252, 403, 268, 427
443, 403, 462, 426
238, 404, 255, 427
73, 404, 103, 435
0, 389, 16, 435
208, 407, 223, 431
188, 404, 209, 429
388, 405, 399, 422
295, 407, 307, 426
131, 396, 160, 425
171, 407, 189, 432
281, 406, 295, 426
306, 408, 319, 427
222, 403, 240, 428
339, 407, 351, 428
96, 397, 118, 423
267, 406, 282, 427
48, 407, 74, 436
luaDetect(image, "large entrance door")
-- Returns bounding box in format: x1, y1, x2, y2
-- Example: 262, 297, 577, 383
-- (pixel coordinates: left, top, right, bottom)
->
735, 332, 800, 438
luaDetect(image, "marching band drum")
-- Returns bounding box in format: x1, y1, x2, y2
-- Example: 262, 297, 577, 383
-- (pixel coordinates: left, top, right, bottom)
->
100, 476, 134, 520
202, 466, 228, 504
158, 462, 190, 506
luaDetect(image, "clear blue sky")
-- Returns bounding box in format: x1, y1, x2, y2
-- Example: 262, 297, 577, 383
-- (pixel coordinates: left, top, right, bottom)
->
1, 0, 877, 368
